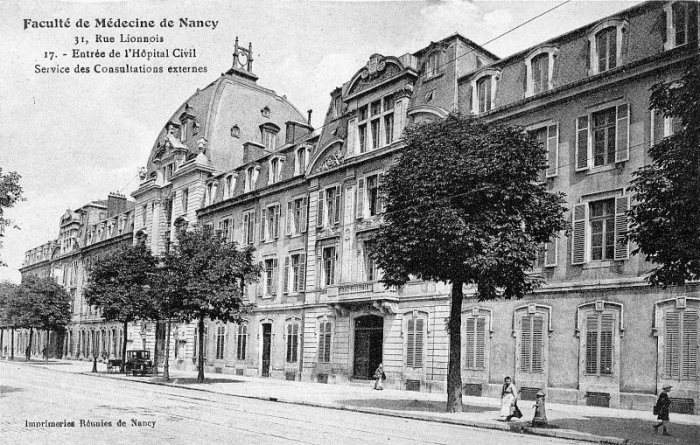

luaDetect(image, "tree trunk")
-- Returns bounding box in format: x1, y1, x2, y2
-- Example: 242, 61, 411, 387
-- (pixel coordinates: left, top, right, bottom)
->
27, 329, 33, 361
197, 315, 205, 383
121, 320, 128, 373
10, 328, 15, 360
163, 318, 172, 381
153, 322, 160, 376
1, 328, 4, 358
446, 280, 464, 413
45, 329, 50, 362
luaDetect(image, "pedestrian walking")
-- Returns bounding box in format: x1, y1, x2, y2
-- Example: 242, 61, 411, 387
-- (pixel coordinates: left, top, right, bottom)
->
500, 376, 522, 420
373, 363, 386, 390
653, 385, 673, 436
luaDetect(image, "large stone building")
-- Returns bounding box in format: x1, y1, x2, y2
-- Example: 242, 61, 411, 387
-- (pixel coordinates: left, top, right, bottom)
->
11, 1, 700, 415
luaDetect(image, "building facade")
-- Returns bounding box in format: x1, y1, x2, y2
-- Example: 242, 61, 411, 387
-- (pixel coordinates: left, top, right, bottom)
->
11, 1, 700, 415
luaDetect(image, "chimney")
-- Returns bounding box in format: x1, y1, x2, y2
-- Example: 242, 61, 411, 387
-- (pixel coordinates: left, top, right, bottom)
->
107, 192, 127, 217
307, 109, 313, 125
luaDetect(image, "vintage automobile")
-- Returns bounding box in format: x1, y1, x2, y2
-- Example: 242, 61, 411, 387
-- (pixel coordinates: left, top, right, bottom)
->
124, 350, 154, 376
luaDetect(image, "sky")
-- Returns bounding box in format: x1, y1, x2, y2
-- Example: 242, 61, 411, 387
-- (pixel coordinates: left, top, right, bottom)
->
0, 0, 645, 282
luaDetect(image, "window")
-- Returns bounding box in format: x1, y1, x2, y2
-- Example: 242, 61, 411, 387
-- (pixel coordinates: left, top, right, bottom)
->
236, 323, 247, 361
587, 20, 627, 75
318, 320, 332, 363
477, 77, 492, 113
180, 122, 188, 142
262, 129, 277, 150
363, 241, 378, 281
530, 123, 559, 179
286, 320, 300, 363
531, 54, 549, 95
141, 204, 147, 227
268, 157, 284, 185
406, 317, 424, 368
520, 314, 544, 373
286, 196, 308, 236
425, 51, 442, 77
585, 312, 614, 375
320, 246, 336, 287
589, 199, 615, 261
596, 28, 617, 73
664, 2, 698, 50
575, 104, 629, 170
284, 253, 306, 294
465, 316, 486, 370
224, 175, 236, 199
205, 182, 214, 206
215, 326, 225, 360
356, 173, 384, 220
664, 308, 698, 380
261, 204, 280, 242
470, 70, 500, 115
264, 258, 279, 296
295, 146, 310, 176
244, 166, 260, 192
571, 196, 629, 264
533, 237, 558, 268
317, 185, 341, 228
218, 217, 232, 241
242, 210, 255, 245
181, 188, 189, 214
354, 94, 395, 154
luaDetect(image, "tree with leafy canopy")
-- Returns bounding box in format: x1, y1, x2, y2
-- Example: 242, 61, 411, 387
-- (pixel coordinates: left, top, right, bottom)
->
84, 243, 159, 371
0, 168, 24, 267
0, 281, 21, 359
370, 113, 567, 412
628, 57, 700, 287
18, 275, 72, 361
170, 224, 261, 383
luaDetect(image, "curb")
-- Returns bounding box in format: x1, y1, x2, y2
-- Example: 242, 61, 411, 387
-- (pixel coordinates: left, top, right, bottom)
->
3, 361, 662, 445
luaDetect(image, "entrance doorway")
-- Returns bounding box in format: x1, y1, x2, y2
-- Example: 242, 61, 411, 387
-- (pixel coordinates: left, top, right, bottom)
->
262, 324, 271, 377
353, 315, 384, 379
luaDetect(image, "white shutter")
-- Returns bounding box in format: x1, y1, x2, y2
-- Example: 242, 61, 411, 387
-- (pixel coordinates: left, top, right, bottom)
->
260, 208, 267, 242
532, 315, 544, 372
572, 204, 588, 265
546, 123, 559, 178
600, 313, 614, 375
271, 259, 278, 296
334, 185, 341, 225
286, 201, 293, 236
682, 310, 698, 379
465, 318, 475, 369
377, 172, 386, 213
301, 196, 308, 233
614, 195, 630, 260
298, 254, 306, 292
615, 104, 630, 163
475, 317, 485, 369
576, 115, 590, 171
666, 311, 681, 378
585, 314, 598, 374
406, 319, 415, 368
242, 213, 249, 244
274, 205, 281, 239
317, 190, 324, 228
347, 118, 357, 156
356, 178, 365, 220
520, 315, 532, 372
283, 256, 290, 294
415, 318, 424, 368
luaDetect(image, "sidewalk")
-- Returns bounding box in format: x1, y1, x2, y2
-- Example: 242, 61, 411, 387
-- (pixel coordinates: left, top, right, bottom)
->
10, 358, 700, 445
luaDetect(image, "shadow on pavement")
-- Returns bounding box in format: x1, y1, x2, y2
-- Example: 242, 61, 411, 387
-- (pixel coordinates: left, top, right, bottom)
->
165, 377, 245, 385
338, 398, 494, 414
548, 415, 700, 445
21, 360, 72, 365
0, 385, 25, 396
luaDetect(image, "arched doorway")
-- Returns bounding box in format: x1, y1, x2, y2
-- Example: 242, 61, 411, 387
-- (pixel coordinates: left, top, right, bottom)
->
353, 315, 383, 379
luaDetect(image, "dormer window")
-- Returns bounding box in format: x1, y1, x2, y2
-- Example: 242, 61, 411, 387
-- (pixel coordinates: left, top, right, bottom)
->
587, 19, 628, 76
205, 182, 214, 206
180, 122, 188, 142
268, 156, 284, 185
424, 48, 444, 78
231, 125, 240, 138
664, 1, 698, 50
259, 123, 280, 151
295, 146, 310, 176
244, 165, 260, 192
525, 46, 558, 97
224, 174, 237, 199
470, 69, 500, 114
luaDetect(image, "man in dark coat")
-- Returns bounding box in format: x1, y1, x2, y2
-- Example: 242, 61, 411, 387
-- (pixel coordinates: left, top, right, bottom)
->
653, 385, 672, 436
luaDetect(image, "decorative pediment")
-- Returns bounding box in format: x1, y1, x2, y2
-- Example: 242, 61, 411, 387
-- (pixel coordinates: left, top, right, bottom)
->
311, 143, 345, 174
348, 54, 403, 96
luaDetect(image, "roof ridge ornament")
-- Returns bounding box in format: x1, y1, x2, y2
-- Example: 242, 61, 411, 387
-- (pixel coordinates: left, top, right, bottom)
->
232, 37, 254, 73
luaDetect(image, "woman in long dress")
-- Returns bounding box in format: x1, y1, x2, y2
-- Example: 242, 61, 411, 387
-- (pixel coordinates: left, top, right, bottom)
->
373, 363, 385, 390
500, 376, 517, 419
